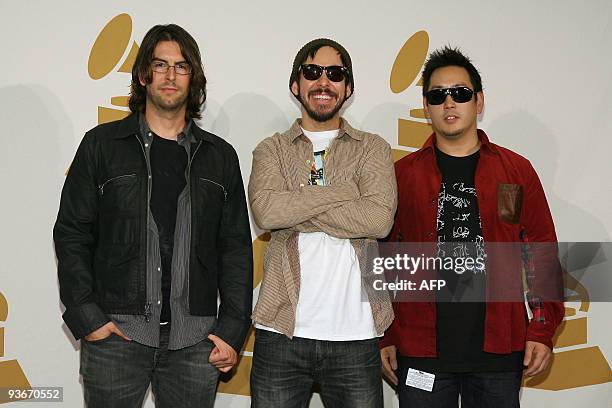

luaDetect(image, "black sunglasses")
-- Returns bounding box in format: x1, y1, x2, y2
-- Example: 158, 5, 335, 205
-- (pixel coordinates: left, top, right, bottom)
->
425, 87, 476, 105
300, 64, 348, 82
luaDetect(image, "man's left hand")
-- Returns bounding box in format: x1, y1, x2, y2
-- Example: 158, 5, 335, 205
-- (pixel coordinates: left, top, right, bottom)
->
208, 334, 238, 373
523, 340, 552, 376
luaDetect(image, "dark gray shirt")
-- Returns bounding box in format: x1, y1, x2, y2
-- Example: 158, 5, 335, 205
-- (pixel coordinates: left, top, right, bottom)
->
110, 114, 216, 350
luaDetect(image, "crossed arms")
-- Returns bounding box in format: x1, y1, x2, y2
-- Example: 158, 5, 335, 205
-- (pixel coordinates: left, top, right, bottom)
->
248, 134, 397, 239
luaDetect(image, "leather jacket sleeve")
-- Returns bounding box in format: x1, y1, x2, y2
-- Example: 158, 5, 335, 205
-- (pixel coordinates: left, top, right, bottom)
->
212, 147, 253, 353
53, 132, 109, 339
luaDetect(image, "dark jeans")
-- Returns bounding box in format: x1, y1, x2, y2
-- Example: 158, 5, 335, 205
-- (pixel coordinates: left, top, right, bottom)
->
80, 324, 219, 408
250, 329, 383, 408
397, 361, 522, 408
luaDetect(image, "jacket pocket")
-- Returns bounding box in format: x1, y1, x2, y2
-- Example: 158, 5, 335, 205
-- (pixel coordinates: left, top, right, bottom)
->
98, 173, 137, 196
199, 177, 227, 201
95, 243, 140, 303
497, 183, 523, 224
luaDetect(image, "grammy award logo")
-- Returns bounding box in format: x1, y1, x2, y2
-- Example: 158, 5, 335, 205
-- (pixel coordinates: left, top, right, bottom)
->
0, 292, 31, 404
523, 271, 612, 390
389, 30, 432, 160
88, 13, 139, 125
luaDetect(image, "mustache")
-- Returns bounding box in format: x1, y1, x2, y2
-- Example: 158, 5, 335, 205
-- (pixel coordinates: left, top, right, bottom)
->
308, 87, 338, 98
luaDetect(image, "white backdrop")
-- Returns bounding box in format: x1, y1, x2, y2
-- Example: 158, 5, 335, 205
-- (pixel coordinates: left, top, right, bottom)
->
1, 1, 611, 407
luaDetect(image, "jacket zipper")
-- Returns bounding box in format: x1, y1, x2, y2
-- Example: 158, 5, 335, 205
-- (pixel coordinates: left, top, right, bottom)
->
134, 134, 152, 322
199, 177, 227, 201
98, 174, 136, 195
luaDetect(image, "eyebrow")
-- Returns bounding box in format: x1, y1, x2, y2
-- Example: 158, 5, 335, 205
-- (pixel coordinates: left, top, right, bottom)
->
152, 57, 189, 65
430, 83, 469, 89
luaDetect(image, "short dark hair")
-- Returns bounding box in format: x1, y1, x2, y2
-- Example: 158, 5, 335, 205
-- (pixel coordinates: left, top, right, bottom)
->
421, 46, 482, 96
128, 24, 206, 120
289, 38, 354, 100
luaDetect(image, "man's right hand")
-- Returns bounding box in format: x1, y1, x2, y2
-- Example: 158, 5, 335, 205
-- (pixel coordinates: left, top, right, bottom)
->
380, 345, 398, 385
84, 321, 131, 342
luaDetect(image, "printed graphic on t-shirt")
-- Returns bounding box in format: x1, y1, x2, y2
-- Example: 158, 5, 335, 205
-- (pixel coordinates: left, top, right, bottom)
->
308, 150, 326, 186
436, 181, 485, 274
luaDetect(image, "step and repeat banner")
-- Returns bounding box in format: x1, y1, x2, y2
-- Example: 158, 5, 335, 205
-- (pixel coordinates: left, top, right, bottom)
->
1, 1, 611, 407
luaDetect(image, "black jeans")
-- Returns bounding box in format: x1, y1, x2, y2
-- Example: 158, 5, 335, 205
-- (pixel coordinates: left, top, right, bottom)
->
80, 324, 219, 408
397, 361, 522, 408
250, 329, 383, 408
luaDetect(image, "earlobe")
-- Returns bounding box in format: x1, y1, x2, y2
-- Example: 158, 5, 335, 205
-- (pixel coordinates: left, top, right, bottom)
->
476, 92, 484, 114
422, 97, 430, 118
290, 81, 299, 96
345, 84, 353, 99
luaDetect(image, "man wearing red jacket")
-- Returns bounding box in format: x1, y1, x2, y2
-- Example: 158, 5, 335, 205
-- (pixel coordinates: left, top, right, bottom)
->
380, 46, 564, 407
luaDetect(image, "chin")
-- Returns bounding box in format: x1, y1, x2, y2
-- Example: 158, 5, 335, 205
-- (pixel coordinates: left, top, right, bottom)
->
439, 127, 465, 139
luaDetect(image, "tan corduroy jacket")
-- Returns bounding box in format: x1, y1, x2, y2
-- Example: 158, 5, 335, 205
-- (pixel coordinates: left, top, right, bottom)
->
248, 118, 397, 338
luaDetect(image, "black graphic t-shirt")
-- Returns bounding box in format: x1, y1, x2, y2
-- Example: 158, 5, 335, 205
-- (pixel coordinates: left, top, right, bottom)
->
401, 146, 523, 373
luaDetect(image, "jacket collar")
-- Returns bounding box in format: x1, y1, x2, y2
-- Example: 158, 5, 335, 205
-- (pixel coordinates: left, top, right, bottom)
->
113, 112, 215, 144
287, 117, 363, 143
420, 129, 500, 156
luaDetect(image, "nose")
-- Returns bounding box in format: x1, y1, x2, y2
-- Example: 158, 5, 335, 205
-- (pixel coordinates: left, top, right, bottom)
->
165, 65, 176, 80
442, 93, 455, 108
317, 70, 331, 86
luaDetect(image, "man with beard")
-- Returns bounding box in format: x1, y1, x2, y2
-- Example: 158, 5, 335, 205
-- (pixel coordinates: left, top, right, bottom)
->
54, 24, 252, 407
248, 38, 397, 407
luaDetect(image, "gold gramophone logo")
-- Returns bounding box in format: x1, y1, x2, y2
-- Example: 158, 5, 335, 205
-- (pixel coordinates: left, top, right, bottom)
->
389, 30, 432, 161
0, 292, 31, 404
88, 13, 139, 125
523, 272, 612, 390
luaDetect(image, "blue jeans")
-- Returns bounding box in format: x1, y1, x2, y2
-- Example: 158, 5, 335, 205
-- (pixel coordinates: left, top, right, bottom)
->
250, 329, 383, 408
397, 361, 522, 408
80, 324, 219, 408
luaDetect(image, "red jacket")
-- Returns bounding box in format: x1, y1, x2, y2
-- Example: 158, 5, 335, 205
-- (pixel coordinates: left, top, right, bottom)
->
381, 130, 564, 356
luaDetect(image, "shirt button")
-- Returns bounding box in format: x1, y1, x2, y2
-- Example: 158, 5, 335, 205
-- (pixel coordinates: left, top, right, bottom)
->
148, 132, 152, 137
157, 300, 161, 305
148, 175, 152, 179
428, 232, 434, 237
144, 143, 149, 148
157, 267, 161, 271
299, 183, 305, 187
306, 159, 311, 164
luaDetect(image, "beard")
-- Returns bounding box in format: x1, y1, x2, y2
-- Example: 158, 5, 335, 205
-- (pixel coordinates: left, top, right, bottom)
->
147, 84, 189, 114
439, 128, 464, 139
298, 87, 347, 123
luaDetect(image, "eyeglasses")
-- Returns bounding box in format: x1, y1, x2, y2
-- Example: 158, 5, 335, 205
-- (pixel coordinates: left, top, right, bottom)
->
425, 87, 476, 105
151, 60, 192, 75
300, 64, 348, 82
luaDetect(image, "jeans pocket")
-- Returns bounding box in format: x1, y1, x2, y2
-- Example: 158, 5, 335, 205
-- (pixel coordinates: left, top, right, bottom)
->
84, 333, 117, 345
254, 329, 284, 344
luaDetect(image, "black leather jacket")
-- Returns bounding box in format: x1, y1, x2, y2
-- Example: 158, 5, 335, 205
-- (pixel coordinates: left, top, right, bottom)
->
53, 114, 253, 352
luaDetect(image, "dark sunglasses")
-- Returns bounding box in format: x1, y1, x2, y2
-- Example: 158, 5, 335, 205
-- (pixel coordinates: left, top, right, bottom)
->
300, 64, 349, 82
425, 86, 476, 105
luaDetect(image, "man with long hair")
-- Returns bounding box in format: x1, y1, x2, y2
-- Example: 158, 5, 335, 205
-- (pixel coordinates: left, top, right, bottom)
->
54, 24, 252, 407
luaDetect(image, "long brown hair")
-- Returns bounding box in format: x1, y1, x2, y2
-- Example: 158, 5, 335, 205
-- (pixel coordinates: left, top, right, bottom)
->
128, 24, 206, 120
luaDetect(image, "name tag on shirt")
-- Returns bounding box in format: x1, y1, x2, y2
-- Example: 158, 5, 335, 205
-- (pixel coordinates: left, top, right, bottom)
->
406, 368, 435, 392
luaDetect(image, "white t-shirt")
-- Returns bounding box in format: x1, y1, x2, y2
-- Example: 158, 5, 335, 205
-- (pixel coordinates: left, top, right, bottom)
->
256, 128, 377, 341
